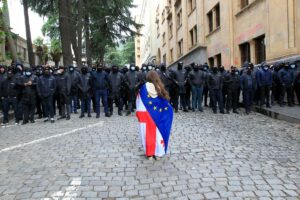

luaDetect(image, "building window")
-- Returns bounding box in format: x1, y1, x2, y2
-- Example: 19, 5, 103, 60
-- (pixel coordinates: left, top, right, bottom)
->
240, 0, 249, 9
215, 4, 220, 28
188, 0, 196, 14
168, 22, 173, 39
189, 26, 197, 48
163, 32, 166, 45
255, 35, 266, 64
163, 54, 167, 64
207, 3, 221, 34
178, 39, 183, 56
240, 42, 251, 64
207, 11, 213, 33
176, 9, 182, 28
216, 54, 222, 67
170, 48, 174, 62
208, 57, 214, 68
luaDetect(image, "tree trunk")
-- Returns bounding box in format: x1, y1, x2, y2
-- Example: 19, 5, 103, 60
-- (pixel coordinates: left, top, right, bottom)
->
83, 0, 92, 67
58, 0, 72, 66
2, 0, 18, 63
76, 0, 83, 68
23, 0, 35, 66
84, 11, 92, 67
69, 0, 83, 68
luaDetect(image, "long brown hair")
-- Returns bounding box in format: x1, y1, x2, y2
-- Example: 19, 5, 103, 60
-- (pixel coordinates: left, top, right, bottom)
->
146, 71, 170, 100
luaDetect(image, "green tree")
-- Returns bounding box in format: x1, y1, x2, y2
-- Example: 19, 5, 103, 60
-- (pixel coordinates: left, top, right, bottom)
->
33, 36, 48, 65
50, 39, 62, 67
1, 0, 18, 62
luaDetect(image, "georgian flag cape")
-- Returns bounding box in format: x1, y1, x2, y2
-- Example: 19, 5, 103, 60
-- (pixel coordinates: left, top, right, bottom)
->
136, 84, 173, 157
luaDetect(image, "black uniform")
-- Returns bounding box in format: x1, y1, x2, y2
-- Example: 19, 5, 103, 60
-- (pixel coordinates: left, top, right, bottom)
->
21, 71, 38, 124
207, 67, 224, 114
224, 70, 240, 113
171, 62, 188, 112
78, 67, 93, 117
1, 71, 18, 124
124, 65, 138, 115
56, 69, 71, 120
108, 67, 124, 116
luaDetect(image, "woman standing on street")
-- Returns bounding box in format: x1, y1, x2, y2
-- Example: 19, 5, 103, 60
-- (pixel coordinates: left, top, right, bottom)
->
136, 71, 174, 160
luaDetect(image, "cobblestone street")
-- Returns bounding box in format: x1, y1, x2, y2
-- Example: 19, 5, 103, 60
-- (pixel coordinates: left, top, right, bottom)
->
0, 109, 300, 200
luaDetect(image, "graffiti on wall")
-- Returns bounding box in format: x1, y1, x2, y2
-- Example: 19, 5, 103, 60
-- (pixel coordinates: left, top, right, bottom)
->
235, 23, 264, 44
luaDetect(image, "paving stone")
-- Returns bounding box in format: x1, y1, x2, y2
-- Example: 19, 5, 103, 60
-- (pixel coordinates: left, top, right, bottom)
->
0, 107, 300, 199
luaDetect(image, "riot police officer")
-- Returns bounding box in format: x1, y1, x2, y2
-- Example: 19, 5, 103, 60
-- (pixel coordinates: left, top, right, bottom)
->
124, 64, 138, 115
108, 65, 124, 116
171, 62, 188, 112
78, 66, 93, 118
37, 67, 57, 123
56, 66, 71, 120
207, 67, 225, 114
21, 67, 38, 124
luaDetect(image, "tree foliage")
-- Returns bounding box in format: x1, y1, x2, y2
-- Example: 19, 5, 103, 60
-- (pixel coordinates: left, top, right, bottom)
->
104, 38, 135, 67
26, 0, 140, 66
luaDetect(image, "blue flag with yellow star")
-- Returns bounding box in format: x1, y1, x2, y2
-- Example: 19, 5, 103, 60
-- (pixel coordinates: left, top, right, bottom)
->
137, 84, 173, 154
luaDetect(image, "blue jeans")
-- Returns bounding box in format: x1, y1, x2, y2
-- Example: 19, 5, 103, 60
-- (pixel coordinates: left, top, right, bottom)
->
95, 89, 108, 115
70, 95, 78, 113
192, 85, 204, 110
243, 89, 254, 112
42, 95, 54, 118
81, 97, 91, 115
2, 97, 17, 123
210, 89, 224, 112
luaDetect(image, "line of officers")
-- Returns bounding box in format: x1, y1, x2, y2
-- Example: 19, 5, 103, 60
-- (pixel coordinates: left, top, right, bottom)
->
0, 61, 299, 125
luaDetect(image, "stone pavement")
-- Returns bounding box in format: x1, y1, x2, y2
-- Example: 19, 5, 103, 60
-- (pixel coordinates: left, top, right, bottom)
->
0, 108, 300, 200
255, 104, 300, 124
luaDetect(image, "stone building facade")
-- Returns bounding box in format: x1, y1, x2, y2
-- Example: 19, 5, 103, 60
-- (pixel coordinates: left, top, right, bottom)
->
135, 0, 300, 69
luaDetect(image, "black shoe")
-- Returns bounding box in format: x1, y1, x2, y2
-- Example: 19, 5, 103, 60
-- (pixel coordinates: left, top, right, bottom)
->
226, 111, 230, 114
74, 111, 78, 114
79, 115, 84, 118
22, 121, 28, 125
192, 109, 195, 112
96, 114, 100, 118
44, 118, 50, 122
66, 116, 70, 120
126, 111, 131, 116
220, 111, 225, 114
175, 109, 178, 113
38, 115, 43, 119
118, 111, 122, 116
266, 105, 271, 108
50, 118, 55, 123
233, 110, 239, 114
30, 120, 35, 123
183, 109, 188, 112
58, 116, 66, 120
88, 114, 92, 117
105, 113, 111, 117
213, 110, 217, 114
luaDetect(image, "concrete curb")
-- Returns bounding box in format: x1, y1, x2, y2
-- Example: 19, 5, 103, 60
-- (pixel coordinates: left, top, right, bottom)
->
254, 106, 300, 124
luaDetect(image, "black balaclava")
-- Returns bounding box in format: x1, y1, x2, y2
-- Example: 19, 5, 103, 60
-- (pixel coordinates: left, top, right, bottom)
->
44, 68, 51, 76
212, 67, 218, 74
81, 67, 88, 74
177, 62, 183, 70
97, 65, 103, 72
7, 70, 14, 79
112, 66, 118, 73
160, 64, 166, 72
